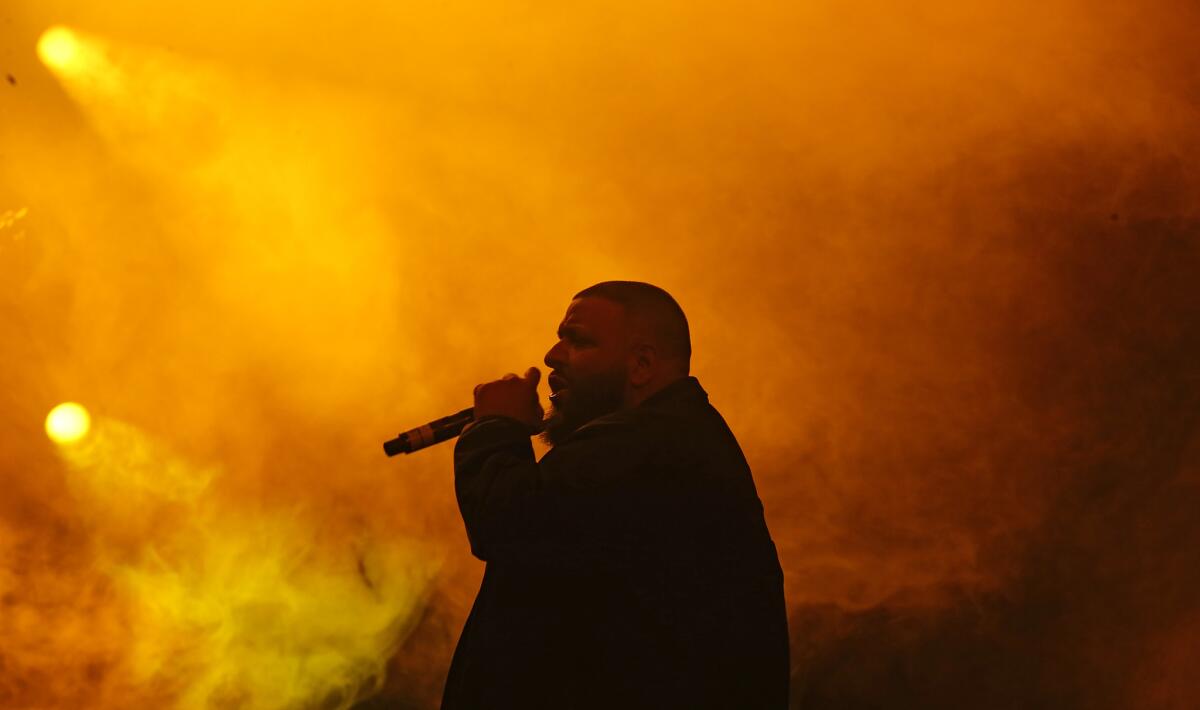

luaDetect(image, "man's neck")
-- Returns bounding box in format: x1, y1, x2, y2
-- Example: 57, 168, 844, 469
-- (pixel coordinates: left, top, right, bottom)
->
623, 372, 689, 410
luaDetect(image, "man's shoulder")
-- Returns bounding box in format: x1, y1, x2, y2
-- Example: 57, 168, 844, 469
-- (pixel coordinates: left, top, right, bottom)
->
556, 377, 749, 472
572, 377, 714, 436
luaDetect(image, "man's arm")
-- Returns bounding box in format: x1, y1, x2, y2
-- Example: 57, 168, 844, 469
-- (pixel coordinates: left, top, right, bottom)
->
453, 413, 651, 566
452, 415, 544, 560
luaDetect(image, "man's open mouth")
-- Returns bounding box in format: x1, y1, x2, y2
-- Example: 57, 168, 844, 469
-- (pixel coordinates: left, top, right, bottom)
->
548, 374, 569, 403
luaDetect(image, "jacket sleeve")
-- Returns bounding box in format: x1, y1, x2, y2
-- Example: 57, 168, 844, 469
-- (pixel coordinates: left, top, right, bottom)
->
453, 414, 653, 566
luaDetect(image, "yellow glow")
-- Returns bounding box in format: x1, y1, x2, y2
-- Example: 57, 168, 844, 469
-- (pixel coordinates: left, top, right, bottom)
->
0, 206, 28, 230
45, 402, 92, 444
116, 515, 436, 710
37, 26, 79, 70
48, 416, 436, 709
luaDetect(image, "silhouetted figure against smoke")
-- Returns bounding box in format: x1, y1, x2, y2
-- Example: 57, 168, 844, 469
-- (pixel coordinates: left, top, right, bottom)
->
442, 281, 789, 710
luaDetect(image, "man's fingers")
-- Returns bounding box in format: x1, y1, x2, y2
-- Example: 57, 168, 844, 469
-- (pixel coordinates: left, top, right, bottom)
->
478, 368, 539, 398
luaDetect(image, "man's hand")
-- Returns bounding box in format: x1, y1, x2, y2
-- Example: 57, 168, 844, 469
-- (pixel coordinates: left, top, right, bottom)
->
473, 367, 544, 432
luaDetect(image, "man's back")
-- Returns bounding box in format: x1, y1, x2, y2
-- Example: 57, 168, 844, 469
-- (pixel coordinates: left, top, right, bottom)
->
443, 376, 789, 710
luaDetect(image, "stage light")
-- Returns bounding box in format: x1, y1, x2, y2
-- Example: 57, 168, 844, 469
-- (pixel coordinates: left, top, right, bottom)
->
45, 402, 91, 445
37, 26, 79, 72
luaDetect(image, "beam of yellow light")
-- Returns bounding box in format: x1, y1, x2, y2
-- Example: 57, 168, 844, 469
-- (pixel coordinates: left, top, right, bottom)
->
33, 24, 131, 126
46, 415, 436, 709
45, 401, 92, 445
32, 22, 227, 175
37, 25, 80, 72
60, 417, 214, 510
116, 515, 438, 710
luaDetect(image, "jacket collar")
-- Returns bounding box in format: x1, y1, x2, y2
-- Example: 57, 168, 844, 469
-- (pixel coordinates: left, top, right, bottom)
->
569, 376, 707, 439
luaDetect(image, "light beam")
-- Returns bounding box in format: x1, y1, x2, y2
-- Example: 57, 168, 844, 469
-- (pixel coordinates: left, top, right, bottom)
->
37, 26, 80, 72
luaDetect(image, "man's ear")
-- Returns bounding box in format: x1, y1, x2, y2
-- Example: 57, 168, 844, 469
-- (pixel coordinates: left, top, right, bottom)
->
629, 342, 657, 387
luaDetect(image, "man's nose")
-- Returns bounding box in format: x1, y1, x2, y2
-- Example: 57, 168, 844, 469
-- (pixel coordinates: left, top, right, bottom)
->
544, 341, 566, 370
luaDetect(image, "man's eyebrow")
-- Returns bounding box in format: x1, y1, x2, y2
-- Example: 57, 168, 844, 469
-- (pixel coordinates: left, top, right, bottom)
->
557, 324, 584, 339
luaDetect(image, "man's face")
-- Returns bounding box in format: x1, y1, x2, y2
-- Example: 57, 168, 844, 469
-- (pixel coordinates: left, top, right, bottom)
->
541, 297, 630, 446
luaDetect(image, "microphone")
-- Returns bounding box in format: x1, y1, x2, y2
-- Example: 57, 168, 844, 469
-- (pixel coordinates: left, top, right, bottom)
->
383, 407, 475, 456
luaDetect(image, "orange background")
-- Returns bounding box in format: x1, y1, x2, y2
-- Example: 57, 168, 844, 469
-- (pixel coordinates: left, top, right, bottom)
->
1, 2, 1198, 708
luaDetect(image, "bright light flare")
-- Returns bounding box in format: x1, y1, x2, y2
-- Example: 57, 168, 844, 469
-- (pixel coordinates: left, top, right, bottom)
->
37, 26, 80, 71
45, 401, 92, 445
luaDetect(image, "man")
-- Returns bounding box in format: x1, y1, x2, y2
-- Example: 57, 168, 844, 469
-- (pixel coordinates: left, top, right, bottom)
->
442, 281, 789, 710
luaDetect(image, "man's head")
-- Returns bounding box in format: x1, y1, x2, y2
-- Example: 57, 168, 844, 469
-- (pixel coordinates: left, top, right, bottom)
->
541, 281, 691, 446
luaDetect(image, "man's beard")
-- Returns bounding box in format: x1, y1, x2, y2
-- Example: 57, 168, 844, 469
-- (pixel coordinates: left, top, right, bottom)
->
540, 365, 627, 447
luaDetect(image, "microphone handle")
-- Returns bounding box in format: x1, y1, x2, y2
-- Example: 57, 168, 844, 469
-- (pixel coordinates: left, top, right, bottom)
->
384, 407, 475, 456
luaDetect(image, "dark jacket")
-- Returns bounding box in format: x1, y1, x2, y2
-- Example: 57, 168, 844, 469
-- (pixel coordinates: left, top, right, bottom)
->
442, 376, 789, 710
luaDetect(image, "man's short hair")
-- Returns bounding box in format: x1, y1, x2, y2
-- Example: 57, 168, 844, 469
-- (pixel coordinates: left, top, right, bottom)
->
574, 281, 692, 369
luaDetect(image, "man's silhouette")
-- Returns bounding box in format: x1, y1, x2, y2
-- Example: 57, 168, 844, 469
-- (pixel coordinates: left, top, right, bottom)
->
442, 281, 789, 710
